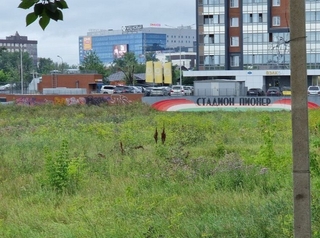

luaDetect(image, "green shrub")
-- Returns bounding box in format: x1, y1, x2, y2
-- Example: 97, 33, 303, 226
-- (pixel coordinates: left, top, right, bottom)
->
44, 139, 85, 194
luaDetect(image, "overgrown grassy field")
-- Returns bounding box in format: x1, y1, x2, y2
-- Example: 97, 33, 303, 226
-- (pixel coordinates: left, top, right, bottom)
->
1, 102, 320, 237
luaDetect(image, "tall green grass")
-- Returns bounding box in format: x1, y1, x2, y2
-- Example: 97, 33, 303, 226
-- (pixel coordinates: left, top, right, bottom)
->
0, 103, 319, 237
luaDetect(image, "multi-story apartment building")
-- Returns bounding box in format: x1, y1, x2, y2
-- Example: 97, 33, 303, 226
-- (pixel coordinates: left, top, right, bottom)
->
0, 32, 38, 66
185, 0, 320, 89
197, 0, 293, 70
79, 24, 196, 65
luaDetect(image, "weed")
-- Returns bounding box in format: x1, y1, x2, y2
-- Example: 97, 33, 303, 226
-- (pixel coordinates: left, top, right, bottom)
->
257, 115, 277, 169
44, 139, 85, 194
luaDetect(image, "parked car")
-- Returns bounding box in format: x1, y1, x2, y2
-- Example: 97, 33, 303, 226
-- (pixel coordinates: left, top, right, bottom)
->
123, 86, 134, 93
149, 87, 169, 96
282, 86, 291, 96
247, 88, 265, 96
123, 86, 142, 93
144, 87, 153, 96
114, 85, 126, 94
184, 86, 194, 95
0, 84, 14, 91
308, 85, 320, 95
134, 86, 145, 93
266, 87, 282, 96
132, 86, 143, 93
183, 86, 192, 96
100, 85, 115, 94
170, 85, 185, 96
162, 87, 171, 95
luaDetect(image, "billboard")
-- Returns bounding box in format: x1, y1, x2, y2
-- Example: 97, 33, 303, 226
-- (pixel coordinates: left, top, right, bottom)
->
83, 36, 92, 51
145, 61, 154, 83
113, 44, 128, 59
163, 62, 172, 84
154, 61, 163, 83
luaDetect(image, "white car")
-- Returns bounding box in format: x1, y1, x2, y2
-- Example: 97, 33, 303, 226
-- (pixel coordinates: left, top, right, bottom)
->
170, 85, 185, 96
183, 86, 192, 96
0, 84, 11, 91
308, 86, 320, 95
100, 85, 115, 94
149, 87, 169, 96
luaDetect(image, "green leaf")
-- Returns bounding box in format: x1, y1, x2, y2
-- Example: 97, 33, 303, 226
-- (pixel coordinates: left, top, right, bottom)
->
45, 2, 57, 13
56, 0, 69, 9
46, 9, 63, 21
34, 3, 44, 16
26, 12, 38, 26
56, 9, 63, 21
39, 15, 50, 30
18, 0, 36, 9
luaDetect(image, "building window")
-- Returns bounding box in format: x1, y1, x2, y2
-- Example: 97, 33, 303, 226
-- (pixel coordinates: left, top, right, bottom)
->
273, 16, 280, 26
204, 55, 215, 65
230, 17, 239, 27
204, 15, 214, 24
230, 0, 239, 7
213, 15, 219, 24
204, 34, 215, 44
306, 11, 320, 22
215, 34, 222, 43
273, 0, 280, 6
230, 55, 240, 67
215, 14, 225, 24
230, 36, 239, 46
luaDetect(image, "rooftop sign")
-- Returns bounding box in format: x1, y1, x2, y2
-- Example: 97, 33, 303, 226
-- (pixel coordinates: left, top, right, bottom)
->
122, 25, 143, 33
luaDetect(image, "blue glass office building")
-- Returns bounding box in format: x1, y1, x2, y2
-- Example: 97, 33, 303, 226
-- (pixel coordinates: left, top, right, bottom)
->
79, 26, 196, 65
79, 32, 166, 65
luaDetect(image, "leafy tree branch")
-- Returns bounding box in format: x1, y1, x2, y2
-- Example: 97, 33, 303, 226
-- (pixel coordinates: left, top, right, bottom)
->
18, 0, 69, 30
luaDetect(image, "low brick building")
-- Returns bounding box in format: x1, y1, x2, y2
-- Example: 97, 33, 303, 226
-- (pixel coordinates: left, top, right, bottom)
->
38, 73, 103, 94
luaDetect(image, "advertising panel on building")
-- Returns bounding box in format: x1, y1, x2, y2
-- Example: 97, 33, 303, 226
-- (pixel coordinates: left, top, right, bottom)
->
113, 44, 128, 59
83, 37, 92, 51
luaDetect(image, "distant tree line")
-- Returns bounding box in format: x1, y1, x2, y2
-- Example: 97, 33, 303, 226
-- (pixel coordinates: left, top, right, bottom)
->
0, 47, 77, 85
0, 46, 186, 86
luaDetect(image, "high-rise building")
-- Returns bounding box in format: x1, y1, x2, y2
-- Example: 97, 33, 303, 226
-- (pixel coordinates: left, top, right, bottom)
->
196, 0, 299, 70
78, 25, 196, 65
185, 0, 320, 89
0, 32, 38, 66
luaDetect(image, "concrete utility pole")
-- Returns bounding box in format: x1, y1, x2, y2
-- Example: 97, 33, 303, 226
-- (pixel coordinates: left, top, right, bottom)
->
179, 25, 182, 86
290, 0, 311, 236
20, 44, 24, 94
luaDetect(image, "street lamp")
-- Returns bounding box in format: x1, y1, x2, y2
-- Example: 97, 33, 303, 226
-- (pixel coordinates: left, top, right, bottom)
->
57, 55, 63, 73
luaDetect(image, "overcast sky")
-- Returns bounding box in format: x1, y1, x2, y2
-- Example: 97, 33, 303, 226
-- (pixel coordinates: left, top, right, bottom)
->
1, 1, 196, 66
